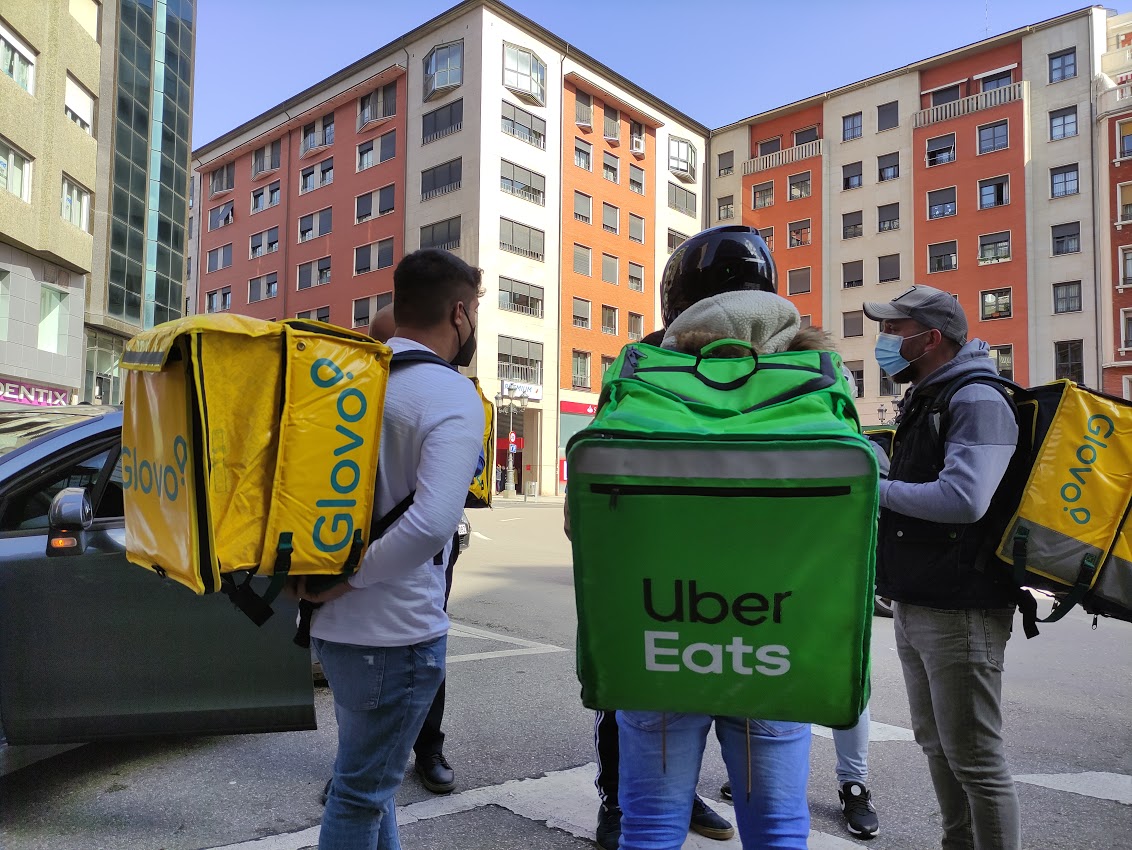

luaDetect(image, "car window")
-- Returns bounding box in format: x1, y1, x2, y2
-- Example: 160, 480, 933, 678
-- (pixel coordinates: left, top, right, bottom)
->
0, 447, 120, 532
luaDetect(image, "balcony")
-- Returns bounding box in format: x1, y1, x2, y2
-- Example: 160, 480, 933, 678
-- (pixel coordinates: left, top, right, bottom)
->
572, 377, 591, 391
631, 135, 645, 156
423, 122, 461, 145
423, 238, 460, 251
498, 292, 544, 318
743, 139, 824, 175
978, 245, 1011, 265
913, 81, 1026, 128
500, 241, 545, 261
300, 128, 334, 157
576, 102, 593, 128
358, 101, 396, 132
422, 180, 461, 201
604, 119, 621, 145
501, 119, 546, 150
498, 361, 543, 384
501, 179, 545, 206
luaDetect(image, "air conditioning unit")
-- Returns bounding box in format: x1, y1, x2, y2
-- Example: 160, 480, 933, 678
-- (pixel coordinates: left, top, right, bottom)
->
631, 137, 645, 154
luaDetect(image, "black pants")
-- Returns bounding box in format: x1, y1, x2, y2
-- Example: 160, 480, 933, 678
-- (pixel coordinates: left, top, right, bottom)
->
594, 709, 619, 807
414, 533, 460, 758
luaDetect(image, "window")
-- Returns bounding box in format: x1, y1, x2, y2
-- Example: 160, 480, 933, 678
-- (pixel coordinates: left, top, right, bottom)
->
354, 238, 395, 275
1, 23, 35, 93
928, 187, 957, 219
574, 244, 592, 275
788, 171, 811, 200
423, 99, 463, 144
843, 112, 862, 141
668, 229, 689, 253
604, 107, 620, 142
1051, 164, 1078, 197
249, 226, 279, 258
37, 286, 70, 354
1054, 340, 1084, 384
988, 345, 1013, 380
296, 307, 331, 323
877, 101, 899, 132
843, 210, 863, 239
932, 85, 962, 107
630, 164, 645, 194
794, 126, 819, 146
64, 75, 94, 133
1052, 222, 1080, 256
602, 204, 620, 235
204, 287, 231, 314
844, 360, 865, 398
759, 226, 774, 252
926, 134, 955, 166
575, 138, 592, 171
878, 203, 900, 232
878, 253, 901, 283
843, 161, 862, 190
420, 216, 461, 250
500, 159, 545, 205
499, 218, 545, 261
1053, 281, 1082, 314
978, 120, 1009, 154
422, 158, 463, 200
252, 181, 281, 213
980, 69, 1013, 90
356, 185, 395, 222
843, 260, 863, 288
1049, 48, 1077, 83
668, 183, 696, 216
210, 162, 235, 195
752, 181, 773, 209
788, 219, 811, 247
603, 152, 620, 183
300, 157, 334, 193
1124, 310, 1132, 350
929, 241, 957, 273
627, 213, 645, 243
358, 82, 397, 132
503, 43, 547, 105
1124, 249, 1132, 286
602, 305, 618, 335
61, 176, 91, 232
252, 139, 281, 178
300, 113, 335, 156
572, 351, 591, 389
297, 257, 332, 289
876, 152, 899, 184
1050, 106, 1077, 141
979, 175, 1009, 208
70, 0, 100, 39
206, 244, 233, 273
787, 268, 811, 296
718, 151, 735, 176
361, 132, 395, 171
208, 200, 234, 231
669, 137, 697, 181
249, 272, 278, 303
501, 101, 546, 149
1120, 121, 1132, 159
627, 312, 644, 342
843, 310, 864, 338
630, 121, 644, 153
498, 277, 544, 318
574, 192, 592, 224
425, 41, 463, 101
572, 297, 591, 329
981, 287, 1012, 320
629, 263, 644, 292
602, 254, 618, 285
717, 196, 734, 221
498, 336, 544, 385
299, 207, 333, 242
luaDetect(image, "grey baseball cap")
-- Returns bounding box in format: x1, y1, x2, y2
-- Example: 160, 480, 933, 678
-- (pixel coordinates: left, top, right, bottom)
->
863, 285, 968, 344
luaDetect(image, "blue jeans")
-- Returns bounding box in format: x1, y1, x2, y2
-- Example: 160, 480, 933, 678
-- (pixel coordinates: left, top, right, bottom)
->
833, 703, 870, 785
617, 711, 811, 850
313, 636, 447, 850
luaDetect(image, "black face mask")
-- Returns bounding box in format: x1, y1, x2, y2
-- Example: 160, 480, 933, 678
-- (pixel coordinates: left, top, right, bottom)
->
451, 303, 477, 368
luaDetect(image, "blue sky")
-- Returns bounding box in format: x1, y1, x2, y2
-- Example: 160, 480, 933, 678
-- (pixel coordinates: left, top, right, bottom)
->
192, 0, 1098, 148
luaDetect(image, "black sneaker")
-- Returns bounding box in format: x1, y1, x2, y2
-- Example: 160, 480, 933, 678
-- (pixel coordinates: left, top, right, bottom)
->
839, 781, 879, 839
595, 803, 621, 850
720, 780, 732, 801
689, 795, 735, 841
415, 752, 456, 794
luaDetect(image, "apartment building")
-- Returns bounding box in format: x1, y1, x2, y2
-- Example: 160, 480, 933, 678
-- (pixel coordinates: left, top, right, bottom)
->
0, 0, 196, 409
191, 0, 707, 496
711, 6, 1124, 421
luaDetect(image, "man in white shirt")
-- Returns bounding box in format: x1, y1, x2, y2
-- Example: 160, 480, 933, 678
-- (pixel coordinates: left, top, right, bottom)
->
298, 249, 485, 849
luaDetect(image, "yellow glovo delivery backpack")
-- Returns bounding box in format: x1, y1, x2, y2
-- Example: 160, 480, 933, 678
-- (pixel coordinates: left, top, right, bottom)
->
120, 314, 493, 626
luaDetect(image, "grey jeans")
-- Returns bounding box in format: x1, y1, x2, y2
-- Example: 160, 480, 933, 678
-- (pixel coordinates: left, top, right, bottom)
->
894, 602, 1020, 850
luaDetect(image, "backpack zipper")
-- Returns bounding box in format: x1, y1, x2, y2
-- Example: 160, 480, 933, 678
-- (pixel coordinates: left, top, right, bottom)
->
590, 482, 852, 509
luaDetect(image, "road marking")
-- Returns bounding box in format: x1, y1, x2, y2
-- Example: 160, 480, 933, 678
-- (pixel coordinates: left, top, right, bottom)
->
446, 621, 568, 664
1015, 771, 1132, 804
498, 517, 522, 523
205, 763, 861, 850
812, 720, 916, 742
471, 531, 492, 541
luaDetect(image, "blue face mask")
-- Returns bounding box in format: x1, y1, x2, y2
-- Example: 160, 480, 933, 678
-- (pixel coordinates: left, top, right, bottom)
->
875, 331, 930, 377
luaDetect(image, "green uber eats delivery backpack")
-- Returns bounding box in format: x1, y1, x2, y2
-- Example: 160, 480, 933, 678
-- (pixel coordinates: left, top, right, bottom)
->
566, 340, 879, 728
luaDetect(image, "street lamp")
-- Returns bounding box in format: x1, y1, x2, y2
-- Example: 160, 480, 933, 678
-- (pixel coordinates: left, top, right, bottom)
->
494, 386, 529, 497
877, 403, 888, 425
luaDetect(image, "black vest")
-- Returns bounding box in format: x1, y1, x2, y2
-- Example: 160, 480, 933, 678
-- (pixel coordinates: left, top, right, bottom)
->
876, 382, 1016, 609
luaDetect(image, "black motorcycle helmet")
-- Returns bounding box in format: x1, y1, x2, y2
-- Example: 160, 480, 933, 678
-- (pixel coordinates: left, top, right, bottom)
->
660, 225, 777, 327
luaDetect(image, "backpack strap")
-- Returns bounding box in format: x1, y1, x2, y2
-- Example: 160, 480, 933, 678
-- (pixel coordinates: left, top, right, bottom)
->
927, 373, 1020, 448
390, 349, 458, 370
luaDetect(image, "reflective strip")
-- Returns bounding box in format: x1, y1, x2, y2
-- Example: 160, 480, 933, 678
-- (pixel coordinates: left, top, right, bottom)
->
1095, 549, 1132, 608
570, 443, 874, 480
1003, 518, 1106, 588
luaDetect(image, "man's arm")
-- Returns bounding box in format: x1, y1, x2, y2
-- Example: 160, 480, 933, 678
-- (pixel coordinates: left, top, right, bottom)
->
350, 388, 484, 587
879, 384, 1017, 524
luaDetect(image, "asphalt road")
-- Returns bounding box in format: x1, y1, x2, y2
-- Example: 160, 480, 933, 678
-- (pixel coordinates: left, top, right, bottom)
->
1, 498, 1130, 850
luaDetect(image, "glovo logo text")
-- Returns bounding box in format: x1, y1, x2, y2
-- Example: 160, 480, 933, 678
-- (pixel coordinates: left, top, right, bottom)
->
310, 356, 368, 553
1060, 414, 1115, 526
122, 436, 189, 503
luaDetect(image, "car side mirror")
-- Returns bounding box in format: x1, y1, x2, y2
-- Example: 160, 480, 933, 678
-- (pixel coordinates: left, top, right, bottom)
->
46, 487, 93, 557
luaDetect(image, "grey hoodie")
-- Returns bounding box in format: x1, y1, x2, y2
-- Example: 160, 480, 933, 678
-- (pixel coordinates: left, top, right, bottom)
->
879, 340, 1018, 524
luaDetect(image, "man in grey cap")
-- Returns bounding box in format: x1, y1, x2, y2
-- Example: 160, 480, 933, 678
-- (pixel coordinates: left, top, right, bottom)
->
863, 284, 1021, 850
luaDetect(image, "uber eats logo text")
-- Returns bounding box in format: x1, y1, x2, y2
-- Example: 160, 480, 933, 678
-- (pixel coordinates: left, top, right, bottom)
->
642, 579, 793, 677
311, 356, 369, 553
122, 435, 189, 502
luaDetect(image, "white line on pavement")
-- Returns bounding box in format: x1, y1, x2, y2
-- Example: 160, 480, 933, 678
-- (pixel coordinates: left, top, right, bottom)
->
812, 720, 916, 742
445, 621, 568, 664
471, 531, 492, 541
1014, 771, 1132, 804
498, 517, 522, 522
447, 646, 567, 664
